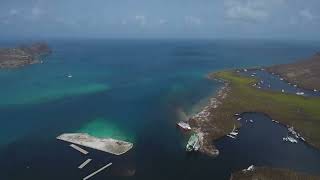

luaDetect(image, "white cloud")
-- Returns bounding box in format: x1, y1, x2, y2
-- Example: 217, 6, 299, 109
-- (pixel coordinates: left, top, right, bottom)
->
134, 15, 146, 26
31, 7, 43, 17
159, 19, 168, 25
9, 9, 19, 16
185, 16, 202, 25
224, 0, 285, 23
299, 9, 316, 21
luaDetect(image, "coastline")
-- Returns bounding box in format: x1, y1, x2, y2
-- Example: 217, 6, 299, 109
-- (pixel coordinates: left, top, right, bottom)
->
183, 65, 320, 156
186, 81, 238, 156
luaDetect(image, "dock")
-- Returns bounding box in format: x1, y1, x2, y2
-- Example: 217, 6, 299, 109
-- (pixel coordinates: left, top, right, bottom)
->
70, 144, 89, 155
83, 163, 112, 180
57, 133, 133, 155
78, 159, 92, 169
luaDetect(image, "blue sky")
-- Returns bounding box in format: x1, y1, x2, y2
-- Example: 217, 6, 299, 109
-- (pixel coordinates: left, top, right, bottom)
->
0, 0, 320, 39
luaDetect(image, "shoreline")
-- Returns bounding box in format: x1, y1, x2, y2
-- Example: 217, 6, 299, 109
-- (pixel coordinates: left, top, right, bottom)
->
186, 82, 237, 156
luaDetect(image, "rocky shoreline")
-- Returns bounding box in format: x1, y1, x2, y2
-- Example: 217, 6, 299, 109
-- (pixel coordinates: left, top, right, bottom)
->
0, 42, 51, 69
186, 82, 233, 156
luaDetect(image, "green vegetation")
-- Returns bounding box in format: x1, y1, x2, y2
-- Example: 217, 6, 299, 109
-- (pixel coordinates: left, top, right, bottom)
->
231, 167, 319, 180
209, 71, 320, 149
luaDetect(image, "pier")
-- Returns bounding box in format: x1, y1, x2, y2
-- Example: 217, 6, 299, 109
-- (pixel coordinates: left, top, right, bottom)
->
78, 159, 92, 169
70, 144, 89, 155
83, 163, 112, 180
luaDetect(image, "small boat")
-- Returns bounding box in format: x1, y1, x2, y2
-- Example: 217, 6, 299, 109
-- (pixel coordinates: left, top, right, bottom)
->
314, 89, 317, 92
227, 134, 236, 139
67, 74, 73, 78
237, 117, 242, 121
296, 92, 304, 96
249, 119, 254, 123
177, 121, 191, 130
234, 113, 240, 116
281, 89, 285, 93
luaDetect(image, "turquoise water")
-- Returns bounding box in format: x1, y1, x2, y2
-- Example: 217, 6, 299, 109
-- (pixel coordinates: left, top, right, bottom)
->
0, 39, 320, 179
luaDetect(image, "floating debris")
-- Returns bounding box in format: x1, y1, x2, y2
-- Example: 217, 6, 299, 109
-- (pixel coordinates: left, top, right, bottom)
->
177, 121, 191, 131
78, 159, 92, 169
83, 163, 112, 180
57, 133, 133, 155
70, 144, 89, 155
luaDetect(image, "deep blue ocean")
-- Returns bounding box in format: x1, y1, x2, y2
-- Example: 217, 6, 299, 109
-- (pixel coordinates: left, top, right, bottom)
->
0, 39, 320, 180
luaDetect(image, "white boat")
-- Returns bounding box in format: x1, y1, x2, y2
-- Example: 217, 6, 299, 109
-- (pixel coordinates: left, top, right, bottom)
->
237, 117, 242, 121
296, 92, 305, 96
249, 119, 254, 123
281, 89, 285, 93
67, 74, 73, 78
227, 134, 236, 139
177, 121, 191, 130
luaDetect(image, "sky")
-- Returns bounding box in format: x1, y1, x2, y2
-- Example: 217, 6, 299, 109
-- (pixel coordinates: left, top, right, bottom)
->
0, 0, 320, 40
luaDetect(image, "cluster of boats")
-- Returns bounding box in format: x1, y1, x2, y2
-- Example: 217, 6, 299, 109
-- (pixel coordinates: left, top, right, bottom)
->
282, 126, 305, 144
227, 125, 239, 139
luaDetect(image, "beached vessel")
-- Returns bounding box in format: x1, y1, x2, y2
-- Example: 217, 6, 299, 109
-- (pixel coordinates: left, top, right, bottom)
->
177, 121, 191, 130
57, 133, 133, 155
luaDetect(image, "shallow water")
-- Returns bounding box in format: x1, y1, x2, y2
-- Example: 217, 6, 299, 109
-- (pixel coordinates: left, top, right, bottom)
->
0, 39, 320, 179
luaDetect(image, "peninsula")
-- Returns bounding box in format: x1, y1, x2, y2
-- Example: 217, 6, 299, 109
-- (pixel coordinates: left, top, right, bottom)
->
0, 42, 51, 69
182, 52, 320, 156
